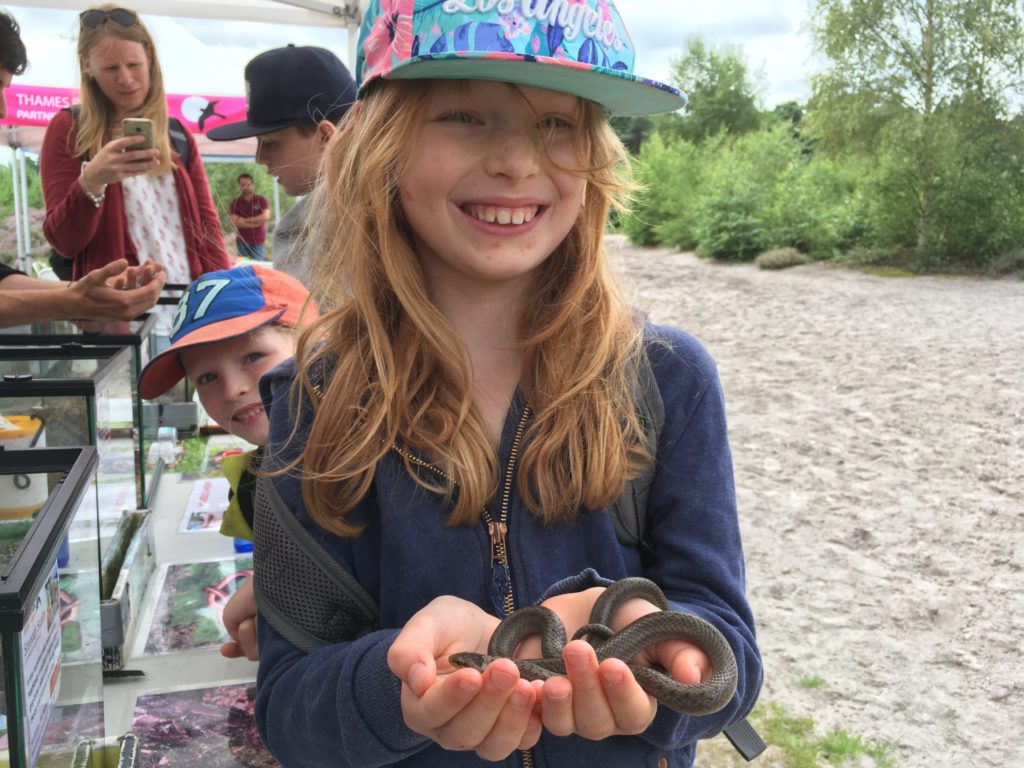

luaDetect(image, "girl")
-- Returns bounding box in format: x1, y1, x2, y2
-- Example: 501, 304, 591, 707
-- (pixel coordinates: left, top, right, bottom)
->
41, 4, 229, 333
254, 1, 762, 766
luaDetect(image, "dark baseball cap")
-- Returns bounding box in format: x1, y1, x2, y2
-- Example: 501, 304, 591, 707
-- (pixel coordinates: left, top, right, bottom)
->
207, 45, 357, 141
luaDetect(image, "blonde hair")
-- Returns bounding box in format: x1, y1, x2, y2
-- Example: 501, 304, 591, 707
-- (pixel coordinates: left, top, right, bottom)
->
75, 4, 175, 174
287, 79, 651, 537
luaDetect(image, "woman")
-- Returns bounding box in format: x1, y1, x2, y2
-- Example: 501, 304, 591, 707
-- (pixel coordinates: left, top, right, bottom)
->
41, 4, 229, 330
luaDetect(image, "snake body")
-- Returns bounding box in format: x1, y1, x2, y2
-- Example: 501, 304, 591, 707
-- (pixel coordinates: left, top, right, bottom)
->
449, 577, 738, 716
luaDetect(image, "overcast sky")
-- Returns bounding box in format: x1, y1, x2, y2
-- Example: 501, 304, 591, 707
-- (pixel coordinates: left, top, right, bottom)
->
5, 1, 820, 108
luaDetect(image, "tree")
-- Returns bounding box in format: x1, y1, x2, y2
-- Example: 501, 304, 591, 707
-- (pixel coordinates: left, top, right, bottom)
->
668, 36, 763, 144
808, 0, 1024, 265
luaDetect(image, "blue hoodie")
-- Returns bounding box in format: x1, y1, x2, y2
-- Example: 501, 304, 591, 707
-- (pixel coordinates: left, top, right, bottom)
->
253, 323, 762, 767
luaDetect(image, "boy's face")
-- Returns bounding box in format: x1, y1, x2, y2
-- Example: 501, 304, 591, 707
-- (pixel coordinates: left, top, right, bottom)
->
255, 123, 332, 197
180, 326, 295, 446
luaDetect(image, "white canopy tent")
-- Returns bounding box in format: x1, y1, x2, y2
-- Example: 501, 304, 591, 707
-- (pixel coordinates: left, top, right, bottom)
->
8, 1, 365, 69
2, 0, 368, 267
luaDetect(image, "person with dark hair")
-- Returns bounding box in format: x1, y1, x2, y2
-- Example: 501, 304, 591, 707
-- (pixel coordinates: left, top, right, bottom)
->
0, 9, 29, 119
40, 4, 230, 337
229, 172, 270, 261
207, 45, 356, 285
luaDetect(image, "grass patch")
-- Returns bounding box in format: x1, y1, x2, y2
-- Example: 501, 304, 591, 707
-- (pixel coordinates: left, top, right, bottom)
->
696, 702, 898, 767
799, 676, 826, 689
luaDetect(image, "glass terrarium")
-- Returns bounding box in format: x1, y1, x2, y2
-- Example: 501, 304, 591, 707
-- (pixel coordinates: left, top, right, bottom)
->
0, 315, 160, 502
0, 345, 142, 536
0, 315, 158, 387
0, 447, 104, 768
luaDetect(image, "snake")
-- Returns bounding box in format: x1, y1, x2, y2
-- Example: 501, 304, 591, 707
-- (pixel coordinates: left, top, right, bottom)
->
449, 577, 738, 716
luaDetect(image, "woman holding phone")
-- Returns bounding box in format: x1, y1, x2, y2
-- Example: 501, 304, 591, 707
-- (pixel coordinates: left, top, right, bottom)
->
41, 4, 229, 329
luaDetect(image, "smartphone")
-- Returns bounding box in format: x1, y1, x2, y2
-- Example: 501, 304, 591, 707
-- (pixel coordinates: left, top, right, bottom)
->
122, 117, 154, 150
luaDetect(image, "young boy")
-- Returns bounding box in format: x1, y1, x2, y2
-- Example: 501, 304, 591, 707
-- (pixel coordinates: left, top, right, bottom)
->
137, 264, 317, 659
207, 46, 357, 285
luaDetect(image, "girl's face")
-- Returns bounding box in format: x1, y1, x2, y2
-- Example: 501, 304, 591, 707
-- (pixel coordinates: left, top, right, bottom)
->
399, 80, 587, 296
83, 37, 150, 117
180, 327, 295, 446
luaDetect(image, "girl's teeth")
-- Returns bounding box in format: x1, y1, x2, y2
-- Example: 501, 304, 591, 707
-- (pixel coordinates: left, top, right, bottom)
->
468, 205, 538, 224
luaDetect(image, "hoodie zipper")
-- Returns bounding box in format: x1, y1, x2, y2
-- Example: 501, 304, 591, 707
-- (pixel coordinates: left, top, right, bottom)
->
392, 404, 535, 768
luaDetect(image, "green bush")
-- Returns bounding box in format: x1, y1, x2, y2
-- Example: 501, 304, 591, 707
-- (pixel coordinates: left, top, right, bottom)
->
772, 157, 868, 259
623, 134, 706, 249
695, 127, 796, 261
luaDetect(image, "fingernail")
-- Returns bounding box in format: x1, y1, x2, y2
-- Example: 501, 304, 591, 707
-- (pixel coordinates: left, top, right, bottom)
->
544, 686, 569, 703
565, 649, 591, 671
600, 668, 626, 687
489, 668, 516, 692
510, 686, 532, 709
408, 662, 427, 693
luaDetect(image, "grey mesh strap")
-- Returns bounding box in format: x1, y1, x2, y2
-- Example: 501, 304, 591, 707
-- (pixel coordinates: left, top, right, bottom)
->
610, 349, 665, 559
253, 474, 379, 653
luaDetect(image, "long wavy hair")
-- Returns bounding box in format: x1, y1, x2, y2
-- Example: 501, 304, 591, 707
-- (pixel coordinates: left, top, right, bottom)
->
286, 78, 651, 537
74, 4, 174, 174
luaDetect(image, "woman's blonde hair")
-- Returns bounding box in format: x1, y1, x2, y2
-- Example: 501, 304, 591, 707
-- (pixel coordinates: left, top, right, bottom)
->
75, 4, 175, 174
288, 79, 651, 537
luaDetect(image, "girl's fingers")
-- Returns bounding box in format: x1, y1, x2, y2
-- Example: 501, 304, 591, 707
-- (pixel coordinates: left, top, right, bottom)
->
433, 660, 521, 750
538, 675, 575, 736
561, 640, 616, 740
400, 667, 483, 735
474, 679, 537, 761
598, 658, 657, 735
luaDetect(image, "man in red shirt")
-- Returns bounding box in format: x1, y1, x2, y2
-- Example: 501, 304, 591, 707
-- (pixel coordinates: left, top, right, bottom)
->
229, 173, 270, 261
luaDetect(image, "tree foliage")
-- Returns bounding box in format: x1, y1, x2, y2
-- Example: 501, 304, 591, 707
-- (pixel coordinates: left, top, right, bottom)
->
668, 36, 763, 144
806, 0, 1024, 267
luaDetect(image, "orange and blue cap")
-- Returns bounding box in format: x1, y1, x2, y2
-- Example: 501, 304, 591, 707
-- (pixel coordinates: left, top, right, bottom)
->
137, 264, 316, 400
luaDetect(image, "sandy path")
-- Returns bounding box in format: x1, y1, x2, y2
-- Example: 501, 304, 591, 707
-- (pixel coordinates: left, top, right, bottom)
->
610, 236, 1023, 768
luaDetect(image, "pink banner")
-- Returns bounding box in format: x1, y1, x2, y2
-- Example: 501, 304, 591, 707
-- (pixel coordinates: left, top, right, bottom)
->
0, 84, 247, 135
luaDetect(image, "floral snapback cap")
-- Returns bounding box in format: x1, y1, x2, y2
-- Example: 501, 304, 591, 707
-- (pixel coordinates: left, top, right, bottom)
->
356, 0, 687, 116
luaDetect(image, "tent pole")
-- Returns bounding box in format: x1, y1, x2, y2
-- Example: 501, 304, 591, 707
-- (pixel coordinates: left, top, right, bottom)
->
10, 149, 26, 269
18, 150, 31, 271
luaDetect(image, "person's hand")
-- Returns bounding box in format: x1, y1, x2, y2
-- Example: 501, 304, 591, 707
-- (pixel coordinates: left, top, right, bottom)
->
66, 259, 165, 320
388, 596, 541, 761
79, 134, 160, 194
526, 589, 713, 740
105, 259, 165, 291
220, 577, 259, 661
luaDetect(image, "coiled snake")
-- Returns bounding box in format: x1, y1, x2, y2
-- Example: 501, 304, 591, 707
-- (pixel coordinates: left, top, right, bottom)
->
449, 577, 738, 716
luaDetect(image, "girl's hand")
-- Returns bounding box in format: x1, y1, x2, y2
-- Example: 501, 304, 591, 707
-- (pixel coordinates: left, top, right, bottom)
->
532, 588, 713, 739
80, 134, 160, 192
388, 596, 541, 761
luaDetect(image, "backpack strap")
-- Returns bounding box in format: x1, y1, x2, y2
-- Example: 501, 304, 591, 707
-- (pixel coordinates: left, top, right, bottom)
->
64, 106, 190, 166
252, 472, 378, 652
610, 347, 664, 566
610, 343, 766, 762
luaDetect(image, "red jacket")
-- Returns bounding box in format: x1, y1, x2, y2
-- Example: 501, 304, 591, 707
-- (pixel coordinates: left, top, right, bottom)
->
41, 109, 231, 280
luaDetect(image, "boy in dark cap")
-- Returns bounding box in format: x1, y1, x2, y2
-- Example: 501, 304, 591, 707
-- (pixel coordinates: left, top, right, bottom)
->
208, 45, 356, 286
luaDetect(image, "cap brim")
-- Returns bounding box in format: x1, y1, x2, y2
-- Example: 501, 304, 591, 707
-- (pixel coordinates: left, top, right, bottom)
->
206, 118, 306, 141
372, 54, 686, 117
137, 308, 285, 399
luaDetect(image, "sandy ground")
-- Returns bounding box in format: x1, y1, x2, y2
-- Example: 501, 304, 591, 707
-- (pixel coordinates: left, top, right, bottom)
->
609, 236, 1023, 768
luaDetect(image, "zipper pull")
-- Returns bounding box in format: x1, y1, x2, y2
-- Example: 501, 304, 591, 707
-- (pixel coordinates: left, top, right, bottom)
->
488, 521, 508, 565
